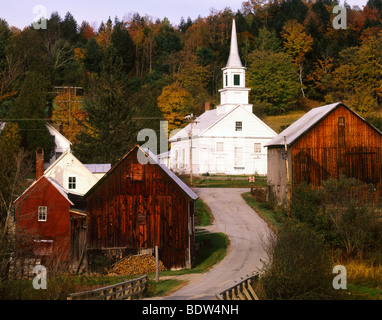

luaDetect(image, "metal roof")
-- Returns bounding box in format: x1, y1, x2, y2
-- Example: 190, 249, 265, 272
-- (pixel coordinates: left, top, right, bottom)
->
265, 102, 343, 147
84, 163, 111, 173
84, 145, 199, 200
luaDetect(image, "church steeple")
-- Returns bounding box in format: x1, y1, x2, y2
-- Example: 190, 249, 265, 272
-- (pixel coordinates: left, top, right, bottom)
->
226, 19, 242, 68
217, 19, 251, 115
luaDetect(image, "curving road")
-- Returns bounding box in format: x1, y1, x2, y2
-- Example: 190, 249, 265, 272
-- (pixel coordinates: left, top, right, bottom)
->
163, 188, 272, 300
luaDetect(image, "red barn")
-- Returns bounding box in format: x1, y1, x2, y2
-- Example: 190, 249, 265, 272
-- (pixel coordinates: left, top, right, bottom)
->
84, 145, 198, 270
14, 175, 85, 264
266, 102, 382, 204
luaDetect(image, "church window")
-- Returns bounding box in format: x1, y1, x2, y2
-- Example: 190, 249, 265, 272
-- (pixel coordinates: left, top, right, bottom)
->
234, 74, 240, 86
254, 143, 261, 153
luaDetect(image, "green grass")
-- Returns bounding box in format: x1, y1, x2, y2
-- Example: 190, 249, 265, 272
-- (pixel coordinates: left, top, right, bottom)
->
182, 175, 267, 188
343, 284, 382, 300
263, 110, 306, 133
195, 198, 213, 226
241, 192, 285, 232
145, 279, 185, 298
155, 232, 230, 277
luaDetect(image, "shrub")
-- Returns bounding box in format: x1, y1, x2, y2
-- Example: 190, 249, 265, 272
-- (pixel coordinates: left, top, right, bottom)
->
260, 220, 335, 300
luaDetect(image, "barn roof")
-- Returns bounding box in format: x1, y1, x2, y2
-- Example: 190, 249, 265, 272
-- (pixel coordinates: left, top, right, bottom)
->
84, 145, 198, 200
265, 102, 382, 148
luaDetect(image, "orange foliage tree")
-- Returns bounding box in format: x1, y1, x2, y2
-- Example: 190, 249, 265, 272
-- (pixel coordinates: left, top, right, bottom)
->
51, 88, 87, 144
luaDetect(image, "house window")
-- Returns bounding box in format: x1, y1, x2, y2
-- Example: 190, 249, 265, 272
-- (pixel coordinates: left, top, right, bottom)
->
225, 73, 228, 86
234, 74, 240, 86
254, 143, 261, 153
68, 176, 76, 190
216, 142, 224, 152
38, 206, 47, 222
235, 121, 242, 131
339, 117, 345, 125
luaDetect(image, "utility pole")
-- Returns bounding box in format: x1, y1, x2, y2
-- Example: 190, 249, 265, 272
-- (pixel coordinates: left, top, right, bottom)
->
284, 136, 291, 218
185, 114, 197, 187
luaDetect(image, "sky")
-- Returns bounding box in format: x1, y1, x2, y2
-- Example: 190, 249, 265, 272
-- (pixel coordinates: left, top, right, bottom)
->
0, 0, 370, 30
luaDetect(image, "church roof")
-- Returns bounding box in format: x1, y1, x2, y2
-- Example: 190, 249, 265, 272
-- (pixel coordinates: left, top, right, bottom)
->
225, 19, 243, 68
169, 107, 229, 142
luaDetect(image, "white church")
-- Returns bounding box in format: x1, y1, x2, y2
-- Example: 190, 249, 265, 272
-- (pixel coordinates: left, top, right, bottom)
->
167, 19, 277, 176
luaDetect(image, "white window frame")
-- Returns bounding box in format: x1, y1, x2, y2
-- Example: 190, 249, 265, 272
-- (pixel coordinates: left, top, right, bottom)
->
38, 206, 47, 222
254, 143, 261, 153
68, 176, 77, 190
216, 142, 224, 153
235, 121, 242, 132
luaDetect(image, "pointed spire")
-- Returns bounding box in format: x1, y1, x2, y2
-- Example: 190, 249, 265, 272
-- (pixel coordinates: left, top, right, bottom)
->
226, 19, 242, 68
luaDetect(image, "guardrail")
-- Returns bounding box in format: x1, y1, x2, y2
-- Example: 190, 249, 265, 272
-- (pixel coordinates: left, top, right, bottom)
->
215, 275, 259, 300
67, 274, 148, 300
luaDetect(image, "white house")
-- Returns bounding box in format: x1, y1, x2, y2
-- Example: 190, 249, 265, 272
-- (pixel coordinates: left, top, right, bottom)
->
44, 150, 99, 196
168, 19, 277, 175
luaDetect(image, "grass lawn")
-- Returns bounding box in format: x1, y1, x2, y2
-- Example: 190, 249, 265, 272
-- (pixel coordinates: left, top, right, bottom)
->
181, 175, 267, 188
195, 198, 214, 226
263, 110, 306, 133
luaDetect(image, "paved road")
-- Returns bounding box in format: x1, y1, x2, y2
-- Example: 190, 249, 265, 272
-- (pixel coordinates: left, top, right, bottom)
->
163, 188, 272, 300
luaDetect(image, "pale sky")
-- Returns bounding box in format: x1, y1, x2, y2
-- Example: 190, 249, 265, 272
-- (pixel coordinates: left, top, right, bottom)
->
0, 0, 370, 29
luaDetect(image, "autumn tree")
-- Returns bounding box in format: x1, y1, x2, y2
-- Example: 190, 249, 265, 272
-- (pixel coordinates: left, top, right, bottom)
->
329, 32, 382, 112
157, 82, 194, 131
281, 19, 313, 97
51, 88, 86, 144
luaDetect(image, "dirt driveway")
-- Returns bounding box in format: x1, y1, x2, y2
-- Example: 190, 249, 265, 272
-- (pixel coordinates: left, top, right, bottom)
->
162, 188, 272, 300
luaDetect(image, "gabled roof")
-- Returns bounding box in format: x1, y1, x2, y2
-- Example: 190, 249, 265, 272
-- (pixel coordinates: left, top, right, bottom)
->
46, 123, 72, 144
265, 102, 382, 148
44, 150, 96, 178
14, 176, 74, 205
169, 104, 276, 142
84, 145, 198, 200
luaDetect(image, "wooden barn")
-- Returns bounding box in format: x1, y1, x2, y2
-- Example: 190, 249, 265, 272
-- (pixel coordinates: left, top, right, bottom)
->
84, 145, 198, 270
265, 102, 382, 204
14, 175, 86, 265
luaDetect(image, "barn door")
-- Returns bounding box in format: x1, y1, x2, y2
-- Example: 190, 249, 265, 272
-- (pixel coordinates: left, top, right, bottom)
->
137, 196, 148, 248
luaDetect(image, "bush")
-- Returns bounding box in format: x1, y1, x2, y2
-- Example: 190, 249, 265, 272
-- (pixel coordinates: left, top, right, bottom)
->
260, 220, 335, 300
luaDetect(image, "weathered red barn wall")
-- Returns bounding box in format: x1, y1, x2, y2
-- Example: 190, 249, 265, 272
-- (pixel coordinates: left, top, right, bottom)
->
86, 148, 195, 269
15, 177, 72, 262
291, 105, 382, 190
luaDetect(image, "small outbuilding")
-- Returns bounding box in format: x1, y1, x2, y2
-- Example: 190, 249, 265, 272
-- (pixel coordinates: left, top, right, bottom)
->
84, 145, 198, 269
265, 102, 382, 204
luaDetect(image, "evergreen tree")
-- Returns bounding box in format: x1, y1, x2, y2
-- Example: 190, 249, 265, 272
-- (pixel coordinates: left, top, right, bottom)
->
74, 46, 137, 164
10, 72, 55, 162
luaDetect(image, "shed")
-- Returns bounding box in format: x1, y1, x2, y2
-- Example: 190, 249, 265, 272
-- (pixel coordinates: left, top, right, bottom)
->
14, 176, 85, 264
84, 145, 198, 269
265, 102, 382, 204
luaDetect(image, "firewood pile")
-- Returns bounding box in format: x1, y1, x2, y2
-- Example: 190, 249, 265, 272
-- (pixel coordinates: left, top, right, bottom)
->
108, 254, 166, 276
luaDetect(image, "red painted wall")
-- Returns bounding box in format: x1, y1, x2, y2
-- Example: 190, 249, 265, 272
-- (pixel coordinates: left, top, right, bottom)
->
15, 176, 72, 262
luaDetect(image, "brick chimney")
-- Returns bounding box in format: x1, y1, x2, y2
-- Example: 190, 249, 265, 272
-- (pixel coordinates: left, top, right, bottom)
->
36, 148, 44, 180
205, 102, 210, 111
